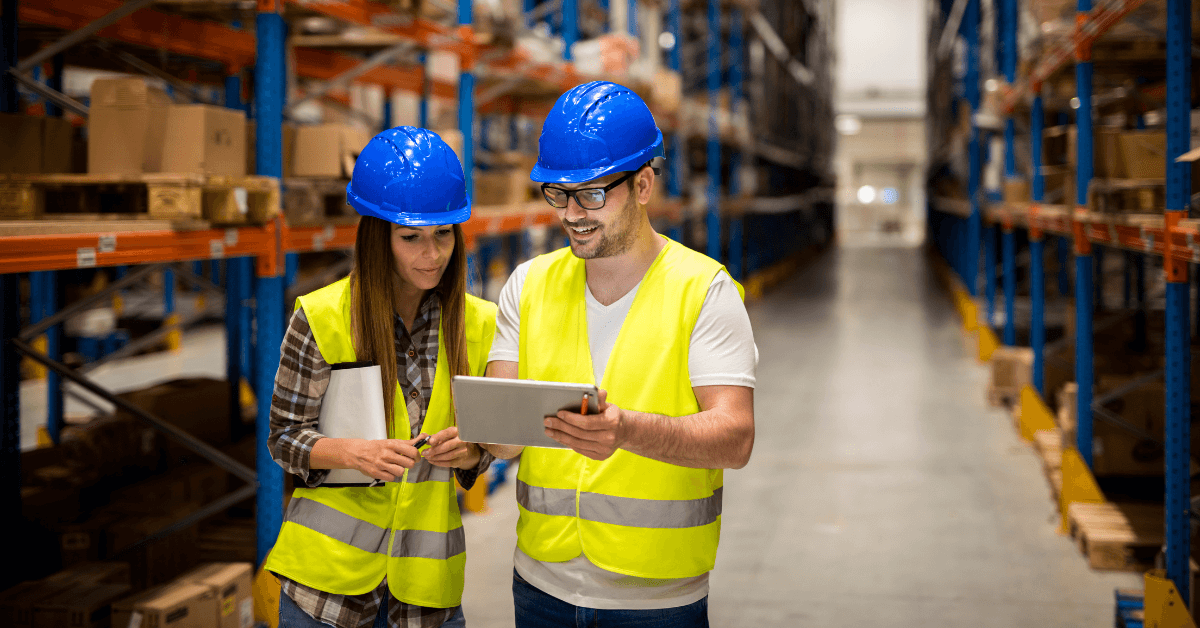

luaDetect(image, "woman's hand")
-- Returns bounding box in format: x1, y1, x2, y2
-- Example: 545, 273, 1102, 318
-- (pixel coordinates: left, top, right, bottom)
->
346, 437, 422, 481
420, 427, 482, 470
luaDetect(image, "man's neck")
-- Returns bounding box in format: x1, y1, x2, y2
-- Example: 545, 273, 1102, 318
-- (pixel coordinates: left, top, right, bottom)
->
584, 222, 666, 306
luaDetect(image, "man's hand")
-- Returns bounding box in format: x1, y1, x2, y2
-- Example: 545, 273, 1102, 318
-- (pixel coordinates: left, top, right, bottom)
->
420, 427, 482, 470
544, 390, 627, 460
347, 437, 421, 481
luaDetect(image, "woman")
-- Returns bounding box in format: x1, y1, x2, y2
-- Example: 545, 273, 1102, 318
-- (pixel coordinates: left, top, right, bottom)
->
265, 127, 497, 628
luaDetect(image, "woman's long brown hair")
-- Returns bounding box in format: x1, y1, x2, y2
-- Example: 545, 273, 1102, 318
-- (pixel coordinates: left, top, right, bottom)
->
350, 216, 470, 430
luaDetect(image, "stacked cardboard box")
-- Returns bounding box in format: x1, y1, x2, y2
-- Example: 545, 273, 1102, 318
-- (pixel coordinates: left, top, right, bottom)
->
0, 113, 76, 174
0, 562, 130, 628
88, 77, 248, 177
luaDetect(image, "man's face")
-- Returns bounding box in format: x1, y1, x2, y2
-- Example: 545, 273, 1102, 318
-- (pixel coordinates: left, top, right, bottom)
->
554, 172, 641, 260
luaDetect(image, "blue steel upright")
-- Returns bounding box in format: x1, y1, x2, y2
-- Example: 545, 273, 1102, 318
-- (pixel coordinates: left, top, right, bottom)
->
1030, 93, 1045, 394
963, 0, 981, 295
38, 272, 62, 443
667, 0, 683, 243
255, 4, 287, 567
1163, 0, 1192, 600
1003, 228, 1016, 345
1000, 0, 1017, 346
705, 0, 721, 262
562, 0, 578, 60
727, 9, 744, 280
985, 226, 996, 324
1073, 0, 1094, 466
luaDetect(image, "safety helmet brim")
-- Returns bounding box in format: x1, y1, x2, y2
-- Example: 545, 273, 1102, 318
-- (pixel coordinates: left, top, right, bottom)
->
347, 181, 472, 226
530, 130, 664, 184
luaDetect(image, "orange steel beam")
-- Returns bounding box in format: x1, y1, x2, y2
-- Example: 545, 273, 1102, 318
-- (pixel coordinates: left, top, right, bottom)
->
0, 225, 277, 274
18, 0, 457, 94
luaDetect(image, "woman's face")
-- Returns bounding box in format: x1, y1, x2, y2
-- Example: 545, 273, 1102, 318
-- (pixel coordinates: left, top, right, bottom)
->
391, 224, 456, 292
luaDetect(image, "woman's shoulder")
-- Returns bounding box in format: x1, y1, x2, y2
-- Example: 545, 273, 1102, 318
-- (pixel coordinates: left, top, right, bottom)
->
464, 293, 498, 323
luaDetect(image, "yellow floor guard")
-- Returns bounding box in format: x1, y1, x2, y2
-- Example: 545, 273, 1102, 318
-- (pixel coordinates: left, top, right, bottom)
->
977, 326, 999, 362
1017, 385, 1057, 442
1059, 447, 1106, 534
1144, 569, 1197, 628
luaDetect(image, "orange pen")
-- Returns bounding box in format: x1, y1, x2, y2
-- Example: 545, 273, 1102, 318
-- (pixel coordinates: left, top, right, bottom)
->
580, 393, 590, 415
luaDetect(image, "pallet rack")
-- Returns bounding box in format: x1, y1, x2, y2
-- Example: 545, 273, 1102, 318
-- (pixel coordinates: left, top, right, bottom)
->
927, 0, 1194, 610
0, 0, 833, 592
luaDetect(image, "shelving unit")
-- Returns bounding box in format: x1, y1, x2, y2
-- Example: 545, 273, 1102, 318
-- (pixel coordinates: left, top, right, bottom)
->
927, 0, 1195, 612
0, 0, 834, 599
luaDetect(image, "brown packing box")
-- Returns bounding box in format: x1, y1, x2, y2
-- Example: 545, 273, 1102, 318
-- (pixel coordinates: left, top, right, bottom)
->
474, 169, 533, 206
292, 124, 373, 178
177, 563, 253, 628
0, 114, 76, 174
88, 77, 172, 174
32, 583, 131, 628
115, 378, 232, 466
113, 581, 219, 628
246, 122, 298, 177
161, 105, 247, 177
0, 562, 130, 628
1003, 179, 1030, 203
107, 508, 202, 589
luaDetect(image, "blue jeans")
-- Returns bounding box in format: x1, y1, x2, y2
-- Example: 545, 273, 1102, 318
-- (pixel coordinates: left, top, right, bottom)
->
513, 570, 709, 628
279, 591, 466, 628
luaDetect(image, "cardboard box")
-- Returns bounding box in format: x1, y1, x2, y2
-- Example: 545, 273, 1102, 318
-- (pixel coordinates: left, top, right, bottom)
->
115, 378, 232, 466
292, 124, 372, 178
1003, 179, 1030, 203
0, 561, 128, 628
113, 582, 218, 628
178, 563, 253, 628
161, 105, 247, 177
474, 169, 533, 206
32, 583, 131, 628
0, 114, 77, 174
650, 69, 682, 113
107, 510, 201, 588
88, 77, 171, 174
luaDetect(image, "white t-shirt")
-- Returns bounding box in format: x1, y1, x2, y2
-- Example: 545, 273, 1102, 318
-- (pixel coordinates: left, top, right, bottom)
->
488, 257, 758, 610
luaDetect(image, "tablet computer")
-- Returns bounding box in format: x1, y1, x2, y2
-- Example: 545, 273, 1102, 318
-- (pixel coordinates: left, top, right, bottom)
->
452, 376, 600, 449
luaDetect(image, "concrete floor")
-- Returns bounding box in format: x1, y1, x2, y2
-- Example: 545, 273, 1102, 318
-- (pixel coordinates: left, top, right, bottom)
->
461, 245, 1141, 627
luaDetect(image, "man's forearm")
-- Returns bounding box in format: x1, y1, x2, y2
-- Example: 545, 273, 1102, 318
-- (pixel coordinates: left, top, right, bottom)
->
622, 408, 754, 469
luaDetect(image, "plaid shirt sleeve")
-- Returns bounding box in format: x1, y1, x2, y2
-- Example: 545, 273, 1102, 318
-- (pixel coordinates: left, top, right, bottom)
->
268, 306, 333, 488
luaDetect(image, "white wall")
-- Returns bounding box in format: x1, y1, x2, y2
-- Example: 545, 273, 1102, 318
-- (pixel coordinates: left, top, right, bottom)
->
835, 0, 926, 115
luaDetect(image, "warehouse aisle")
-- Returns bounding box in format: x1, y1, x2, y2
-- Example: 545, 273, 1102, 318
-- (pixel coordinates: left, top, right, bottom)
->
462, 245, 1141, 627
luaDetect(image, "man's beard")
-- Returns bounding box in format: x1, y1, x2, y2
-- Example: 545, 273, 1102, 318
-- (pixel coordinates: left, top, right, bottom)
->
566, 192, 638, 260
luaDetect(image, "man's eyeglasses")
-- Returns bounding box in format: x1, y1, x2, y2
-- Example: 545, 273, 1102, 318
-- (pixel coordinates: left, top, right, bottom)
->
541, 170, 638, 210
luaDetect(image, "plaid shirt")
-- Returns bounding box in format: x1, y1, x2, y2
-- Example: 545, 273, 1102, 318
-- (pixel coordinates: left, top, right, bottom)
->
268, 292, 493, 628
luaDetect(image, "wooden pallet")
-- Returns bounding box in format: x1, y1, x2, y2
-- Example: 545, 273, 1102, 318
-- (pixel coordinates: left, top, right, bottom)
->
1067, 502, 1164, 572
0, 173, 280, 225
1033, 428, 1064, 500
283, 178, 355, 226
1089, 178, 1165, 214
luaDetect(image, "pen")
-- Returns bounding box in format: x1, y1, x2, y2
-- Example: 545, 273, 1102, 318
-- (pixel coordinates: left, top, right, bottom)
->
413, 435, 430, 449
580, 393, 590, 415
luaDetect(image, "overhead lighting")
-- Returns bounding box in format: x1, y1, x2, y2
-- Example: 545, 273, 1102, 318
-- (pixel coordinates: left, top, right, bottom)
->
659, 32, 676, 50
984, 78, 998, 92
857, 185, 877, 204
882, 188, 899, 204
835, 114, 862, 135
1070, 97, 1080, 109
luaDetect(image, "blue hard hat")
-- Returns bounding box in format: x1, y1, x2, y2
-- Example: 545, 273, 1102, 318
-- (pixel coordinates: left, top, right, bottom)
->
346, 127, 471, 226
530, 81, 664, 184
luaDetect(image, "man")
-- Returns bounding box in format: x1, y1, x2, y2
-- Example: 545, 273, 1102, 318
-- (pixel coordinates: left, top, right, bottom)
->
485, 81, 758, 627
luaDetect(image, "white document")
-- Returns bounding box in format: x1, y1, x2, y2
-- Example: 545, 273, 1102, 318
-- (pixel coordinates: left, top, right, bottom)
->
318, 361, 389, 485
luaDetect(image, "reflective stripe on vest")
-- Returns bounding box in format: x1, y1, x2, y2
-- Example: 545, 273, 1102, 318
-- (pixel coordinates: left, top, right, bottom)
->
391, 527, 466, 559
286, 497, 390, 555
288, 497, 467, 560
516, 480, 722, 529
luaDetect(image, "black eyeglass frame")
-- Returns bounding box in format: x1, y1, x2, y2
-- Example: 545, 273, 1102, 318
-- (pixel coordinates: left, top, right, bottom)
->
540, 170, 639, 210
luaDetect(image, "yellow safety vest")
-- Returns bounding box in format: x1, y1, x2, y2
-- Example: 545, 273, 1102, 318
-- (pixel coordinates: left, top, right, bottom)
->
515, 237, 743, 579
265, 277, 497, 608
